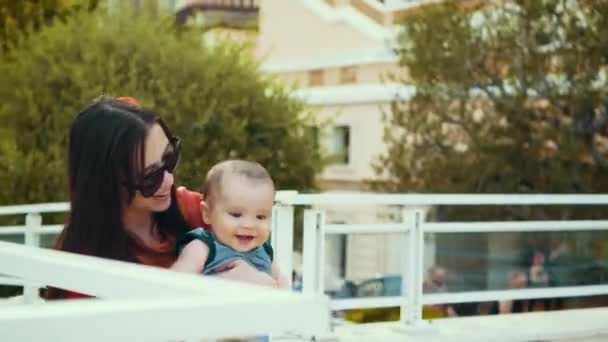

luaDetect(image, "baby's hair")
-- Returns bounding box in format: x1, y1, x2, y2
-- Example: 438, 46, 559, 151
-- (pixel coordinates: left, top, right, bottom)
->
201, 160, 274, 205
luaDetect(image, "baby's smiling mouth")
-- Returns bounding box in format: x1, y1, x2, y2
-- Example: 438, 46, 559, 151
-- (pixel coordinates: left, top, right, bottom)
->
235, 234, 255, 243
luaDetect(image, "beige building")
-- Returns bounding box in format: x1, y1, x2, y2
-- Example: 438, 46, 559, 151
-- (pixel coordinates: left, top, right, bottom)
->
256, 0, 428, 284
257, 0, 416, 189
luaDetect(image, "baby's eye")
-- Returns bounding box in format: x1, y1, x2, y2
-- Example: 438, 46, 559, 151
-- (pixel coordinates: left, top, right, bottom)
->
257, 214, 267, 220
229, 212, 242, 218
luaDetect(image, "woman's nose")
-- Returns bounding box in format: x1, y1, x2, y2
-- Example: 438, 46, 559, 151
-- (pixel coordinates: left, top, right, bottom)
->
163, 170, 174, 187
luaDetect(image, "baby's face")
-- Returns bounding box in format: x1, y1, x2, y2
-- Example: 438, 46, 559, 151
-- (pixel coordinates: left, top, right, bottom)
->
203, 174, 274, 252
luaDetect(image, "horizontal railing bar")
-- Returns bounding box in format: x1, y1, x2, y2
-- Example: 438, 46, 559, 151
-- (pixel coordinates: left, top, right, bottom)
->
320, 220, 608, 235
277, 194, 608, 206
326, 285, 608, 312
1, 294, 330, 341
0, 277, 44, 288
0, 227, 28, 235
0, 276, 27, 287
0, 241, 289, 299
330, 296, 404, 310
0, 225, 63, 235
0, 202, 69, 216
424, 220, 608, 233
423, 285, 608, 305
325, 224, 408, 235
4, 194, 608, 214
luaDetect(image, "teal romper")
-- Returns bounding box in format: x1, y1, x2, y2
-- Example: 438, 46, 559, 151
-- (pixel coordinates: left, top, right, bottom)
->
177, 228, 273, 275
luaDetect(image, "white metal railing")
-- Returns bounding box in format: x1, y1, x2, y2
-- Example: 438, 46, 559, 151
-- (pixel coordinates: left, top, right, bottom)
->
0, 197, 330, 341
0, 241, 330, 341
3, 193, 608, 337
0, 208, 64, 302
272, 193, 608, 329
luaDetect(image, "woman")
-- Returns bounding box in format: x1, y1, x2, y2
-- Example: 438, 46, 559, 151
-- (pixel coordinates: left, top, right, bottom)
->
47, 96, 272, 299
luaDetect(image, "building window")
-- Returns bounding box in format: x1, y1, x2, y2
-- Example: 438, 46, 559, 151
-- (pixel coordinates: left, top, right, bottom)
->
339, 66, 357, 84
330, 125, 350, 164
309, 69, 324, 86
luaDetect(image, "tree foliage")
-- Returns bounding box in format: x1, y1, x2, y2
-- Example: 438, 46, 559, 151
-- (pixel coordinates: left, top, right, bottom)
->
0, 0, 99, 50
0, 7, 323, 206
376, 0, 608, 194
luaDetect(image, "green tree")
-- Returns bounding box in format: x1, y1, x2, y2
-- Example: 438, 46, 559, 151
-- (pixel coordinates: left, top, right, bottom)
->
374, 1, 608, 289
0, 7, 323, 206
375, 0, 608, 195
0, 0, 98, 50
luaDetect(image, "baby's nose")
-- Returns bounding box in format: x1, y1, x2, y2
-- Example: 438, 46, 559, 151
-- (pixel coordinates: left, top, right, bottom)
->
241, 217, 256, 229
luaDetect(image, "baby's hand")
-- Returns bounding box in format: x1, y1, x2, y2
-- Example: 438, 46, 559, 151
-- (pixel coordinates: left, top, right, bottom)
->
217, 260, 277, 287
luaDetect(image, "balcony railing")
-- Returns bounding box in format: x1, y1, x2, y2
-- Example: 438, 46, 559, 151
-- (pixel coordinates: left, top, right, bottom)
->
274, 193, 608, 326
2, 193, 608, 340
176, 0, 260, 26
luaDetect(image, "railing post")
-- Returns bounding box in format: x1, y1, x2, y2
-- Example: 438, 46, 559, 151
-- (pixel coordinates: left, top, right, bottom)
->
271, 204, 294, 289
401, 207, 426, 328
302, 209, 325, 295
24, 213, 41, 248
23, 213, 42, 303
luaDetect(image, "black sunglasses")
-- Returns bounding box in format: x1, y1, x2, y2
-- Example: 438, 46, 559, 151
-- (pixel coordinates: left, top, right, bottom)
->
135, 137, 181, 197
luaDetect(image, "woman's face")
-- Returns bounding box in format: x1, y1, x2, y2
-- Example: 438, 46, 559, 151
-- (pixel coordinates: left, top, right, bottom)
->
128, 123, 174, 213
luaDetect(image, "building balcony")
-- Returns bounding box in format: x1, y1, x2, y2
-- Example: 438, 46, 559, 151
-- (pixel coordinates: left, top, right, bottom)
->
176, 0, 260, 28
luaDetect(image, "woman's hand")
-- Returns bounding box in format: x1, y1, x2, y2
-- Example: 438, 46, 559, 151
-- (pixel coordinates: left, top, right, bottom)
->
216, 260, 278, 287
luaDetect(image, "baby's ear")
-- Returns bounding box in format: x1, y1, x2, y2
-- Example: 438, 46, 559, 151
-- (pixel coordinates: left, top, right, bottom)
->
200, 200, 211, 225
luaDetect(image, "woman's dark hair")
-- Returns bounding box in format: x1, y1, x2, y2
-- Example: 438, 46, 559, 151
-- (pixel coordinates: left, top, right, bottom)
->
48, 96, 189, 298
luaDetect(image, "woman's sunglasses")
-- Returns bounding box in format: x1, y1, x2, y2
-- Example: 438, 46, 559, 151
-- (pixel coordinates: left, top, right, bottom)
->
135, 137, 181, 197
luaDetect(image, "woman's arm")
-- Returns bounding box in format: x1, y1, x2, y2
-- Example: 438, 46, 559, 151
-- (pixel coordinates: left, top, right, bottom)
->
171, 240, 208, 273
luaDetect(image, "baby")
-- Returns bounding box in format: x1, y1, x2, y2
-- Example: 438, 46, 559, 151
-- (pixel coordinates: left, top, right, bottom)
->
172, 159, 287, 288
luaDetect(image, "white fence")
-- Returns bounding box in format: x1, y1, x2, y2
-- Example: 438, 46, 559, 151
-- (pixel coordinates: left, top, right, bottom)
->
275, 193, 608, 327
0, 200, 329, 341
2, 193, 608, 339
0, 203, 67, 301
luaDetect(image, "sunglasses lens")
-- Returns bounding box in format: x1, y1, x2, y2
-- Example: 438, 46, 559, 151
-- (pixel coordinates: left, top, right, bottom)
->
141, 169, 165, 197
137, 138, 180, 197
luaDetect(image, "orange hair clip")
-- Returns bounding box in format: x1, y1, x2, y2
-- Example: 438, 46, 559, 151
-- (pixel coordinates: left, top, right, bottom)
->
116, 96, 141, 107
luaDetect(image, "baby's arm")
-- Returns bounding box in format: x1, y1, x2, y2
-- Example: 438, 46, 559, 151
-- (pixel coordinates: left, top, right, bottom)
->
171, 240, 209, 273
271, 261, 290, 289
